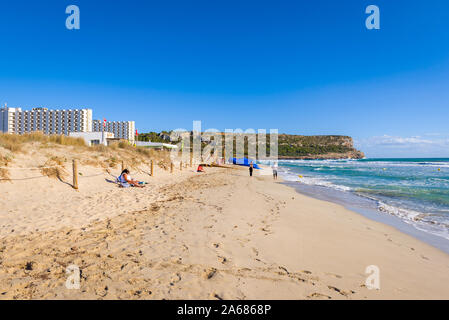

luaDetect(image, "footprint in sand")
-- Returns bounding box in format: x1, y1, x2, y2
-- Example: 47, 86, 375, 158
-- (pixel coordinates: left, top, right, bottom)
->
170, 273, 182, 285
252, 247, 259, 256
218, 256, 227, 264
327, 286, 349, 297
278, 266, 290, 275
325, 272, 343, 279
301, 270, 312, 275
211, 293, 223, 300
203, 268, 217, 280
308, 292, 332, 299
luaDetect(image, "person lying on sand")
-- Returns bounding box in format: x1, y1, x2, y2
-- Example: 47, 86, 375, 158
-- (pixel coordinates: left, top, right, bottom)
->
197, 165, 205, 173
117, 169, 145, 188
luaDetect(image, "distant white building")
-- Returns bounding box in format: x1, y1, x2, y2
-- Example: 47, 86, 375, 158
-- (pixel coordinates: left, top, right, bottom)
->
93, 120, 135, 142
69, 131, 115, 146
0, 105, 93, 135
0, 105, 137, 143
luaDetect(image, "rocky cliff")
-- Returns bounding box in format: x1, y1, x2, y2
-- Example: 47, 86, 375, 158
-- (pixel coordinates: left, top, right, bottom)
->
277, 135, 364, 159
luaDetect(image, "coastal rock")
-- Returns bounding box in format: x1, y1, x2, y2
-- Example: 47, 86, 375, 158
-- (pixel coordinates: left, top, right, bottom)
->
277, 135, 365, 160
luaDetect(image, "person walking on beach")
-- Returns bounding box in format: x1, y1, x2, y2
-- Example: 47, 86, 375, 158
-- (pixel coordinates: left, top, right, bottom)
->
249, 162, 254, 177
273, 167, 278, 180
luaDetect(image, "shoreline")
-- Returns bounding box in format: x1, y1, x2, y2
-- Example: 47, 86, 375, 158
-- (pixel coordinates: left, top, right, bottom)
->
1, 163, 449, 299
283, 181, 449, 255
273, 158, 449, 254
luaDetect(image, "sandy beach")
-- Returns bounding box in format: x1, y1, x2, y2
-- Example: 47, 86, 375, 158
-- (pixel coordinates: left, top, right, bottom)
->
1, 145, 449, 300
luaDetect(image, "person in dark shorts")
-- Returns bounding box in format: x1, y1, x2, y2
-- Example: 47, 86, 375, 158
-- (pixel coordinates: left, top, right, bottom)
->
273, 167, 278, 180
249, 163, 254, 177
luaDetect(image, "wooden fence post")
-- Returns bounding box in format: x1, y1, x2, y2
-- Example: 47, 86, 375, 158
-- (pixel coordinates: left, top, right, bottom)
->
170, 162, 174, 173
72, 159, 79, 190
190, 154, 193, 168
151, 160, 154, 177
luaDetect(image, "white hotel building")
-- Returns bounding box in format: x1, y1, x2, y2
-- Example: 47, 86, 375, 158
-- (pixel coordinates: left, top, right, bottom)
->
0, 105, 136, 142
92, 120, 136, 142
0, 106, 92, 135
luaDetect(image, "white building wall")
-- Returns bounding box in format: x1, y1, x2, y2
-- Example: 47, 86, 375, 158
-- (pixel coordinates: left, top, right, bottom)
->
0, 106, 20, 133
92, 120, 136, 142
69, 131, 115, 146
0, 106, 93, 135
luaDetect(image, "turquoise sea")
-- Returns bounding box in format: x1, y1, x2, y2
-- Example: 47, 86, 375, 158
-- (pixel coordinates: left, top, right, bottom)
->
275, 158, 449, 242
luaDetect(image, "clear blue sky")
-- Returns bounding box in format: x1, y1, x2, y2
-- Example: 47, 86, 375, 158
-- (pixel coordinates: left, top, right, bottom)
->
1, 0, 448, 157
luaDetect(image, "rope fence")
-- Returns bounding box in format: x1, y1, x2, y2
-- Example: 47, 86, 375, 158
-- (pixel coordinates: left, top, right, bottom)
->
0, 166, 62, 170
0, 160, 116, 185
0, 157, 199, 187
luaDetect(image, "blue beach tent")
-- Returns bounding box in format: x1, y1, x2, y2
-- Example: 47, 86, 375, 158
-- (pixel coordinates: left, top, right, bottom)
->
229, 158, 261, 169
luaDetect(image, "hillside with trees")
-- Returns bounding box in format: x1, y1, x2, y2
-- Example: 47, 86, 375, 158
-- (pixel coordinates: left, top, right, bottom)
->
138, 132, 364, 160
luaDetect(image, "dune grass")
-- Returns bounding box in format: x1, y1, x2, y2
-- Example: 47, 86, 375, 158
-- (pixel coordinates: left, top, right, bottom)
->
0, 154, 12, 181
0, 133, 173, 178
0, 168, 9, 181
105, 140, 172, 170
40, 156, 68, 180
0, 132, 86, 152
